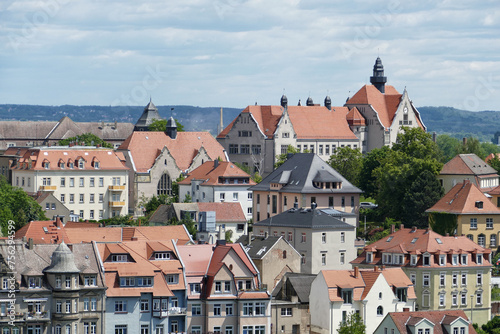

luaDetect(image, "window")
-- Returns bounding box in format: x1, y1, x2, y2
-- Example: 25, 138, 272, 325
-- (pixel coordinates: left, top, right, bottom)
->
140, 300, 149, 312
340, 252, 345, 265
470, 218, 477, 229
191, 327, 201, 334
79, 194, 84, 203
115, 325, 127, 334
79, 177, 84, 187
281, 308, 292, 316
226, 326, 234, 334
84, 275, 97, 286
477, 272, 483, 285
215, 281, 222, 292
225, 281, 231, 292
423, 254, 430, 266
99, 210, 103, 219
192, 304, 201, 315
255, 302, 265, 315
214, 304, 221, 316
90, 194, 95, 203
477, 254, 483, 264
99, 194, 104, 203
111, 254, 127, 262
340, 232, 345, 243
281, 145, 288, 154
440, 272, 446, 287
322, 232, 326, 243
452, 293, 458, 306
91, 298, 97, 311
377, 306, 383, 316
233, 192, 238, 200
138, 277, 153, 286
342, 289, 352, 304
478, 234, 485, 247
166, 274, 178, 284
240, 145, 250, 154
411, 255, 417, 266
452, 254, 458, 265
439, 294, 445, 307
492, 234, 497, 247
79, 210, 84, 219
301, 233, 306, 243
452, 272, 458, 286
78, 159, 84, 169
366, 252, 373, 263
243, 303, 253, 316
282, 132, 290, 138
226, 304, 233, 315
486, 218, 493, 229
272, 195, 277, 213
461, 273, 467, 286
423, 273, 430, 287
476, 292, 482, 305
61, 177, 66, 187
89, 177, 95, 187
461, 293, 467, 306
461, 254, 468, 265
69, 177, 75, 187
396, 288, 407, 302
288, 231, 292, 242
90, 210, 94, 219
439, 254, 446, 266
141, 325, 149, 334
321, 253, 326, 266
65, 300, 71, 313
56, 300, 62, 313
229, 144, 238, 154
99, 177, 104, 187
115, 301, 127, 313
191, 283, 201, 294
318, 145, 323, 155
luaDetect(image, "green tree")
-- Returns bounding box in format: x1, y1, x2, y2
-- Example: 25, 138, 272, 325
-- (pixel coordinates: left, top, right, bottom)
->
392, 127, 441, 161
59, 133, 113, 148
478, 316, 500, 334
0, 176, 47, 234
148, 118, 185, 132
436, 134, 461, 162
459, 137, 486, 159
358, 146, 392, 198
328, 147, 363, 186
233, 162, 262, 183
428, 213, 458, 236
337, 312, 365, 334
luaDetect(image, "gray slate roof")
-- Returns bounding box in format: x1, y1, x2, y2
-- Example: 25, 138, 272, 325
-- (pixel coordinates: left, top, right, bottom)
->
253, 207, 355, 230
272, 272, 316, 303
235, 235, 282, 260
249, 153, 362, 194
134, 100, 161, 130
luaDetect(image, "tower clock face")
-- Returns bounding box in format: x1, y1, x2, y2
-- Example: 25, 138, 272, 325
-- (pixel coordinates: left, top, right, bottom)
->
403, 107, 408, 114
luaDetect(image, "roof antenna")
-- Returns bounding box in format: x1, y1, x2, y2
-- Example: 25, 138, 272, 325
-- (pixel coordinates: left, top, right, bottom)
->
170, 107, 174, 118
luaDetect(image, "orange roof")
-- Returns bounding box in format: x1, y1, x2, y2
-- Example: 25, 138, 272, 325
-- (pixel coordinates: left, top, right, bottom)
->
427, 181, 500, 215
196, 202, 246, 222
351, 226, 491, 267
238, 291, 270, 299
217, 105, 357, 140
11, 147, 128, 171
178, 161, 256, 187
386, 310, 476, 334
346, 107, 366, 126
65, 227, 123, 243
177, 244, 214, 276
118, 131, 227, 173
15, 220, 70, 244
441, 154, 497, 176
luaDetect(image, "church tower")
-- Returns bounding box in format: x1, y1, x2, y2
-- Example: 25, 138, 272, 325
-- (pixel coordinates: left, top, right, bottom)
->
134, 99, 161, 131
370, 57, 387, 93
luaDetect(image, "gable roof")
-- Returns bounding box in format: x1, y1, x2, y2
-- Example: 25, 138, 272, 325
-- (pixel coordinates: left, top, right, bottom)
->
441, 154, 497, 176
426, 181, 500, 215
249, 153, 362, 194
197, 202, 246, 222
217, 105, 358, 140
383, 310, 476, 334
178, 161, 256, 186
236, 236, 294, 260
118, 131, 227, 173
16, 220, 71, 244
254, 207, 355, 230
346, 107, 366, 126
272, 272, 316, 303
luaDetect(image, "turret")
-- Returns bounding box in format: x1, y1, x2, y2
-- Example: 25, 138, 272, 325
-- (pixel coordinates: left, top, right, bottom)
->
165, 116, 177, 139
370, 57, 387, 93
324, 96, 332, 110
280, 94, 288, 108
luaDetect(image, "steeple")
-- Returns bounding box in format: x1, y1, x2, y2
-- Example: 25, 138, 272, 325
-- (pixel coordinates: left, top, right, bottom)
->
44, 242, 80, 273
370, 57, 387, 93
165, 116, 177, 139
324, 95, 332, 110
134, 98, 162, 131
280, 94, 288, 108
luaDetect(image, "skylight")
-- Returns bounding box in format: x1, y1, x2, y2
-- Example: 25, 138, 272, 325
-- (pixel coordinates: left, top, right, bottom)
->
435, 238, 443, 244
386, 236, 394, 242
411, 238, 418, 244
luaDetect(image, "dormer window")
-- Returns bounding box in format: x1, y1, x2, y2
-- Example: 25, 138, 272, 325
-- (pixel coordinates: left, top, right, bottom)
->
78, 159, 84, 169
58, 160, 65, 169
396, 287, 407, 302
476, 254, 483, 264
341, 289, 353, 304
154, 252, 170, 260
84, 275, 97, 286
111, 254, 127, 262
439, 255, 446, 266
28, 277, 42, 289
68, 159, 74, 169
93, 161, 100, 169
382, 253, 392, 264
461, 254, 468, 265
366, 252, 373, 263
411, 255, 417, 266
120, 277, 135, 287
452, 254, 458, 265
423, 254, 430, 266
475, 201, 483, 209
42, 160, 50, 169
386, 236, 393, 242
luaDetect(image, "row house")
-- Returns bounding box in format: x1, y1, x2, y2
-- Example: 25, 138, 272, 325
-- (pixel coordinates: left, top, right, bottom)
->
97, 240, 187, 334
0, 240, 106, 334
178, 160, 256, 221
117, 112, 228, 216
10, 146, 129, 220
351, 225, 492, 325
177, 241, 271, 334
249, 153, 362, 226
217, 57, 426, 176
427, 180, 500, 249
253, 207, 357, 274
310, 267, 416, 334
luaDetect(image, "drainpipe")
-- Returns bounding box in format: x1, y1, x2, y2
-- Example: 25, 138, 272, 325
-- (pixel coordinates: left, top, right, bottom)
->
330, 301, 334, 334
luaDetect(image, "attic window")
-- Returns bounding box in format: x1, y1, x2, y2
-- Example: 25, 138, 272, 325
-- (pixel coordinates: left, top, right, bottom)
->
43, 161, 50, 169
111, 254, 127, 262
94, 161, 100, 169
59, 160, 65, 169
411, 238, 418, 244
435, 238, 443, 244
475, 201, 483, 209
386, 236, 394, 242
78, 159, 84, 169
154, 252, 170, 260
68, 160, 74, 169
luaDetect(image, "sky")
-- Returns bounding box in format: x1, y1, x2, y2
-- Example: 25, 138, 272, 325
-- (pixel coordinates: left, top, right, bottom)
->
0, 0, 499, 111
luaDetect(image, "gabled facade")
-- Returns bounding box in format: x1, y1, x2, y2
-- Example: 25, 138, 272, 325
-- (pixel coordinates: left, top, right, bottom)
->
249, 153, 362, 225
236, 235, 302, 291
253, 207, 357, 274
344, 57, 426, 152
374, 310, 477, 334
178, 160, 256, 220
10, 146, 129, 220
351, 225, 492, 325
426, 180, 500, 249
32, 191, 72, 222
0, 240, 106, 334
118, 110, 228, 216
439, 153, 499, 194
310, 267, 416, 334
177, 242, 271, 334
97, 240, 187, 334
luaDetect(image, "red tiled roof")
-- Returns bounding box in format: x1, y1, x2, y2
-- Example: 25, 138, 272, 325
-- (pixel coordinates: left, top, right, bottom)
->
119, 131, 227, 173
441, 154, 497, 175
346, 107, 366, 126
386, 310, 476, 334
197, 202, 246, 222
178, 161, 256, 187
427, 181, 500, 215
177, 244, 214, 276
11, 148, 128, 171
15, 220, 70, 244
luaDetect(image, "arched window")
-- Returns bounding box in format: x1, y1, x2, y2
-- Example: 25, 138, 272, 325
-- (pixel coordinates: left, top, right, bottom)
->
283, 250, 287, 259
478, 234, 485, 247
55, 325, 62, 334
377, 306, 383, 316
157, 173, 171, 195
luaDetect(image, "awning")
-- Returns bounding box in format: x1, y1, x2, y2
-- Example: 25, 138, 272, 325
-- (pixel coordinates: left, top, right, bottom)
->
23, 298, 48, 302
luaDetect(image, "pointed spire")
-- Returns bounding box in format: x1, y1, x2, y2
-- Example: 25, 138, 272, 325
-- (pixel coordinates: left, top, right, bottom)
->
134, 99, 161, 131
370, 57, 387, 93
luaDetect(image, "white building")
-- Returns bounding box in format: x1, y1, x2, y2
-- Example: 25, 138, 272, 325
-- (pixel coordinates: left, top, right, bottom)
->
309, 267, 416, 334
11, 146, 129, 220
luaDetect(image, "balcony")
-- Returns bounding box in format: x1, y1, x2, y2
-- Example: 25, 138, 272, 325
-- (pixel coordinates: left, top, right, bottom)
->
25, 311, 50, 321
153, 307, 187, 318
0, 313, 24, 322
109, 201, 126, 207
109, 185, 125, 191
39, 185, 57, 191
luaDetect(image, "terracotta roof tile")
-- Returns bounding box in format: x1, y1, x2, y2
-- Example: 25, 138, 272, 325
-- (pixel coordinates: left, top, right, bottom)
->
178, 161, 256, 187
427, 181, 500, 214
119, 131, 227, 173
386, 310, 476, 334
15, 220, 71, 244
346, 107, 366, 126
196, 202, 246, 222
441, 154, 497, 176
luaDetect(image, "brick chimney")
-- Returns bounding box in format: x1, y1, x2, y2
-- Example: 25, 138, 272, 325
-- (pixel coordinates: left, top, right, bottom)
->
354, 266, 359, 278
55, 216, 62, 227
390, 225, 395, 234
412, 226, 417, 232
374, 266, 379, 272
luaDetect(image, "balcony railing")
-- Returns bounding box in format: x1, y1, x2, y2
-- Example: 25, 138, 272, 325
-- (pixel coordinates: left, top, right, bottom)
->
39, 185, 57, 191
153, 307, 187, 318
25, 311, 50, 321
108, 185, 125, 191
109, 201, 125, 207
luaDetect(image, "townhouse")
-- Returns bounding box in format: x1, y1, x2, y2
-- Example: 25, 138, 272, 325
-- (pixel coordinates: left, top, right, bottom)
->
249, 153, 362, 225
0, 240, 106, 334
310, 267, 416, 334
351, 225, 492, 325
177, 160, 255, 221
10, 146, 129, 220
253, 207, 357, 274
177, 241, 272, 334
426, 180, 500, 249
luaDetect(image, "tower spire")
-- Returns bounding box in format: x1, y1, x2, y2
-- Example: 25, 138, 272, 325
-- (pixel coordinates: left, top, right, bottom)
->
370, 57, 387, 93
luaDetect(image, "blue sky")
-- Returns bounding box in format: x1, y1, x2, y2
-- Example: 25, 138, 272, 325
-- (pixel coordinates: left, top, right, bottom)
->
1, 0, 499, 111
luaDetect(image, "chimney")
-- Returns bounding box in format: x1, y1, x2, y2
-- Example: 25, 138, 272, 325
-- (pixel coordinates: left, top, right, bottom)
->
374, 266, 379, 272
248, 231, 253, 245
311, 202, 317, 210
55, 216, 62, 227
214, 159, 219, 169
412, 226, 417, 232
400, 224, 404, 230
390, 224, 395, 234
463, 137, 467, 146
354, 266, 359, 278
28, 238, 34, 250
